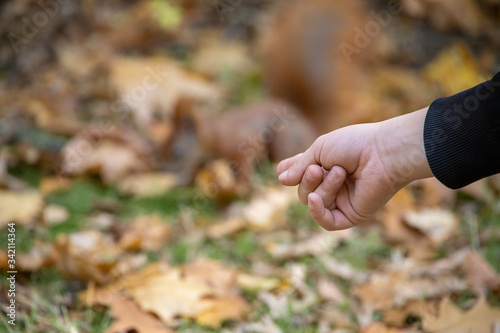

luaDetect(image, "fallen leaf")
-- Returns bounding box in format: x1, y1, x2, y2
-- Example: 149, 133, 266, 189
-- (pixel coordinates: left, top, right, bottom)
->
0, 190, 43, 229
196, 296, 249, 328
54, 230, 124, 283
110, 57, 221, 130
242, 186, 297, 231
97, 259, 249, 327
403, 209, 457, 245
459, 251, 500, 297
195, 159, 239, 200
382, 188, 435, 259
353, 271, 467, 311
43, 204, 69, 225
119, 214, 171, 251
317, 278, 346, 303
422, 298, 500, 333
206, 216, 247, 238
117, 172, 178, 197
361, 322, 409, 333
96, 292, 173, 333
182, 258, 239, 295
237, 273, 280, 292
39, 177, 72, 195
17, 241, 56, 272
62, 140, 147, 183
265, 231, 348, 259
402, 0, 490, 36
423, 43, 484, 96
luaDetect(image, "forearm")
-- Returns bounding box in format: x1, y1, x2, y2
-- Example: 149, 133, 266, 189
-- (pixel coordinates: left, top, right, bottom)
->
376, 107, 433, 189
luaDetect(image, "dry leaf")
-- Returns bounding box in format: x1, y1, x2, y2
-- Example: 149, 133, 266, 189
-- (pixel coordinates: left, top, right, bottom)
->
119, 214, 171, 251
17, 241, 56, 272
192, 37, 254, 78
402, 0, 489, 36
460, 251, 500, 296
182, 258, 239, 295
54, 230, 124, 283
206, 217, 247, 238
39, 177, 72, 195
117, 172, 178, 197
317, 278, 346, 303
237, 273, 280, 292
125, 268, 213, 323
383, 188, 435, 259
0, 190, 43, 229
195, 159, 239, 199
97, 259, 249, 327
242, 186, 297, 231
423, 43, 484, 96
93, 292, 173, 333
403, 209, 457, 245
422, 298, 500, 333
62, 140, 147, 183
361, 322, 409, 333
353, 271, 467, 311
196, 296, 249, 328
43, 205, 69, 226
265, 231, 347, 259
110, 57, 221, 130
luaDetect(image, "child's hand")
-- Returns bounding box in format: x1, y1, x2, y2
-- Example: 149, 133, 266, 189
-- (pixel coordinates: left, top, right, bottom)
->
277, 108, 433, 230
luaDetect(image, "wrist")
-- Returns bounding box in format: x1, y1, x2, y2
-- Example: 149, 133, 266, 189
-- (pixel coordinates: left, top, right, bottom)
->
376, 107, 433, 189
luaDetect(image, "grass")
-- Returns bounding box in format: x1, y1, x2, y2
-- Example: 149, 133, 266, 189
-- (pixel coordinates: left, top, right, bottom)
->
331, 230, 392, 270
4, 161, 500, 332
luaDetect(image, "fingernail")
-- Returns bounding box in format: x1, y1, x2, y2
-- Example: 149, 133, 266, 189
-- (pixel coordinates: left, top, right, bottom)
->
278, 170, 288, 181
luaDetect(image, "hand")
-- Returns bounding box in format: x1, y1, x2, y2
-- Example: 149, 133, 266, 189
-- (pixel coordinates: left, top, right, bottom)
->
277, 108, 433, 230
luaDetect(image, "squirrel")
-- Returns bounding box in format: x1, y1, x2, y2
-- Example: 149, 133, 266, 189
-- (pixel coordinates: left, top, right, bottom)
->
260, 0, 389, 133
158, 98, 317, 185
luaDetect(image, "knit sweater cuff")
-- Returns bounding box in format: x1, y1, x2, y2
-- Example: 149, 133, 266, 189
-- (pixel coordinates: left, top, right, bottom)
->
423, 72, 500, 189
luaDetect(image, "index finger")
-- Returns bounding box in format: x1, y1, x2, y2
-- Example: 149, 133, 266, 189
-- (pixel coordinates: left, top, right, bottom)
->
278, 143, 321, 186
276, 153, 303, 176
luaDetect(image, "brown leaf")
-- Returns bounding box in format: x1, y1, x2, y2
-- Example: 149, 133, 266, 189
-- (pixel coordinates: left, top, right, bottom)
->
423, 43, 484, 96
94, 292, 173, 333
422, 298, 500, 333
403, 209, 457, 245
317, 278, 346, 303
39, 177, 72, 195
42, 205, 69, 226
242, 186, 297, 231
117, 173, 178, 198
206, 217, 247, 239
361, 322, 410, 333
460, 251, 500, 297
0, 190, 43, 229
382, 188, 435, 259
353, 271, 467, 311
110, 57, 221, 130
54, 230, 124, 283
17, 241, 56, 272
119, 214, 171, 251
62, 140, 148, 183
100, 259, 249, 327
196, 296, 249, 328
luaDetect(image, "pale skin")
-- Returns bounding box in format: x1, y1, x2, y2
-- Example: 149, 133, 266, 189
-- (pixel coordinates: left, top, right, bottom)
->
277, 107, 434, 231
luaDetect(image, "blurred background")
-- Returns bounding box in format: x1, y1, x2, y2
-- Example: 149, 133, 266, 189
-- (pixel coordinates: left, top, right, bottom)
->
0, 0, 500, 332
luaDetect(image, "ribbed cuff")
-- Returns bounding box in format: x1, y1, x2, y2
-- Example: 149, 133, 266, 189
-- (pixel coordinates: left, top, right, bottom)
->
423, 72, 500, 189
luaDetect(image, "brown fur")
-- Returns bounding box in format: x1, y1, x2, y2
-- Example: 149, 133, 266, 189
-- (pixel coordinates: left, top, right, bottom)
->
159, 99, 317, 185
260, 0, 377, 132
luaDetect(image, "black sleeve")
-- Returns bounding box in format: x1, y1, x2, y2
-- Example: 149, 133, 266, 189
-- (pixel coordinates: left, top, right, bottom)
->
423, 72, 500, 189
